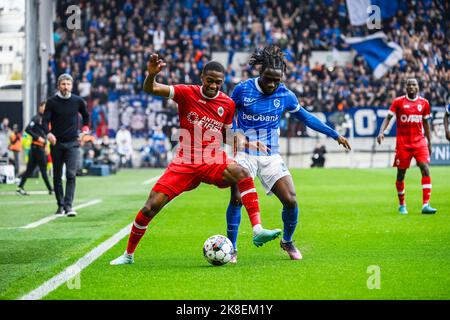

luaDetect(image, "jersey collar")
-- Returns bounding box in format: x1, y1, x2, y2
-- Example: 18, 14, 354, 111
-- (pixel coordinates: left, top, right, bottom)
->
254, 78, 264, 94
406, 94, 419, 102
200, 86, 220, 100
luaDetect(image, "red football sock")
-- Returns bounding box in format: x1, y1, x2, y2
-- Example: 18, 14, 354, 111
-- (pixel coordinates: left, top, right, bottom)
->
126, 210, 153, 255
421, 176, 431, 205
395, 180, 405, 206
237, 177, 261, 227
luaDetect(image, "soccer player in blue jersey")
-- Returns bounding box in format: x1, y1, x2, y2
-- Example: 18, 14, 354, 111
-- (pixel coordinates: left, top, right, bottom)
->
227, 45, 351, 262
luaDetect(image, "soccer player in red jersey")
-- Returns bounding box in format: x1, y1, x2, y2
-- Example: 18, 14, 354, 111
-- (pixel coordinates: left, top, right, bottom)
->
110, 54, 281, 265
377, 78, 437, 215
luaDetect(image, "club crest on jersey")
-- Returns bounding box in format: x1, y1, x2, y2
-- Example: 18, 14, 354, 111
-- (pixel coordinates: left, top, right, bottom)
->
187, 111, 199, 124
274, 99, 280, 108
217, 106, 224, 117
418, 104, 422, 111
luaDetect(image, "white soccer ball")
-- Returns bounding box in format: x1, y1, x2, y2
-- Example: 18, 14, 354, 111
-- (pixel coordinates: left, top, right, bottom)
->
202, 235, 233, 266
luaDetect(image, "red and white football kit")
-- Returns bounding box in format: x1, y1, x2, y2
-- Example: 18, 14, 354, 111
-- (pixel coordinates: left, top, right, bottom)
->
388, 95, 431, 169
153, 85, 235, 201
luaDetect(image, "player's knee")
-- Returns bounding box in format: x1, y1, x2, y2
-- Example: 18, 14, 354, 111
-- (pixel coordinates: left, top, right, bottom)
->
421, 167, 430, 176
230, 197, 242, 207
282, 193, 297, 209
235, 165, 250, 180
142, 195, 164, 217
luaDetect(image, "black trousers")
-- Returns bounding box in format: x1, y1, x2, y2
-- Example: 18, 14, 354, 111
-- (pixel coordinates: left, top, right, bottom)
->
51, 141, 79, 209
19, 145, 52, 190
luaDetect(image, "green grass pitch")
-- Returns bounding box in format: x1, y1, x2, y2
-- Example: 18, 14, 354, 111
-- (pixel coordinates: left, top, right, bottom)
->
0, 167, 449, 300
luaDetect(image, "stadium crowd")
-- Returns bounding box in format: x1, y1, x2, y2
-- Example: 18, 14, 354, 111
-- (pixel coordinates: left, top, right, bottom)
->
47, 0, 448, 137
50, 0, 449, 110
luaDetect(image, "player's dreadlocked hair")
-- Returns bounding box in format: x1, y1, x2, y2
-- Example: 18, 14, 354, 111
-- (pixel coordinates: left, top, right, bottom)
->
249, 45, 287, 74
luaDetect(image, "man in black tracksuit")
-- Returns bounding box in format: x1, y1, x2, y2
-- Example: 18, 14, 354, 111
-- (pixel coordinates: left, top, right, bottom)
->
16, 102, 53, 195
43, 74, 90, 216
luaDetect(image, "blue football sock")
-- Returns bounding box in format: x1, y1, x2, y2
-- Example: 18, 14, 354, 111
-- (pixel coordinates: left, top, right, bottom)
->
282, 205, 298, 242
226, 203, 242, 250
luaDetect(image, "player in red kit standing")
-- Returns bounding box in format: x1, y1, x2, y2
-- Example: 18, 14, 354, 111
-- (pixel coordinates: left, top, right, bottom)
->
110, 54, 281, 265
377, 78, 437, 215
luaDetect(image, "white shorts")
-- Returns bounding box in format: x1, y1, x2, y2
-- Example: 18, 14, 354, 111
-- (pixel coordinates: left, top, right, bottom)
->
234, 152, 291, 195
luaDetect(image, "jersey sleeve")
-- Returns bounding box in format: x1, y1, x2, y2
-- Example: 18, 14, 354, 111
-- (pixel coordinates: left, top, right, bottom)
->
170, 84, 190, 105
230, 83, 243, 109
423, 99, 431, 119
286, 90, 301, 113
388, 98, 398, 116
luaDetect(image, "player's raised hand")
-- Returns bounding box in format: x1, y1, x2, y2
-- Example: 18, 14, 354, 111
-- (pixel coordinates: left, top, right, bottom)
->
377, 133, 384, 145
337, 135, 351, 150
147, 54, 166, 76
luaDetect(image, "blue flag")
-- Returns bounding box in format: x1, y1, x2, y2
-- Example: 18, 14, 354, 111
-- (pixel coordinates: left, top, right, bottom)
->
342, 32, 403, 79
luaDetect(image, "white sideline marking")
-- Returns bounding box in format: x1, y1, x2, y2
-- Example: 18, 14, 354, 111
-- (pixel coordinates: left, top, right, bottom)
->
1, 199, 90, 205
19, 222, 133, 300
20, 199, 102, 229
142, 175, 161, 185
0, 191, 52, 196
19, 175, 162, 300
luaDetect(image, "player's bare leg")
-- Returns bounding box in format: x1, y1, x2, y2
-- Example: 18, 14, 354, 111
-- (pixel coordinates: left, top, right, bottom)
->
396, 169, 408, 214
226, 184, 241, 263
222, 163, 281, 247
417, 162, 437, 214
271, 176, 302, 260
110, 191, 170, 265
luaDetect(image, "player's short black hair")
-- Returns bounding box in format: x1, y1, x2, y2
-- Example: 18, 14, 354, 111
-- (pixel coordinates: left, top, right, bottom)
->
249, 45, 287, 74
202, 61, 226, 75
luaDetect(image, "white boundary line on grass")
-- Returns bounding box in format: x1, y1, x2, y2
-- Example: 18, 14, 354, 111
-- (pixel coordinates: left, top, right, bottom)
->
19, 175, 163, 300
19, 222, 133, 300
142, 175, 161, 185
19, 199, 103, 229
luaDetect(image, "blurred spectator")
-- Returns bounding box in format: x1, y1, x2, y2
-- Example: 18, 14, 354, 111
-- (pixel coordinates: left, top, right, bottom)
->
8, 124, 22, 175
116, 125, 133, 168
0, 118, 11, 158
311, 143, 327, 168
151, 127, 168, 167
139, 137, 153, 168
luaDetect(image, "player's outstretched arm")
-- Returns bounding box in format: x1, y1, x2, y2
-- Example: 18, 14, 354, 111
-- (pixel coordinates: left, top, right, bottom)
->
377, 114, 393, 145
143, 53, 171, 98
291, 106, 350, 149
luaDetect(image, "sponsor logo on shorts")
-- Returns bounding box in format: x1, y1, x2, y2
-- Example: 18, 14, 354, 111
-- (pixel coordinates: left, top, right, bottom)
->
396, 159, 400, 166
